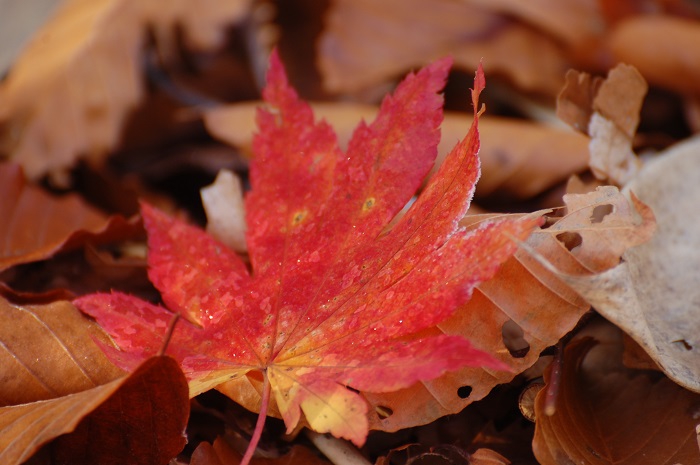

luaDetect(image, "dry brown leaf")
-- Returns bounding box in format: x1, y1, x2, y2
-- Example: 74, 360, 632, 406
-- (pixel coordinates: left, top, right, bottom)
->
609, 15, 700, 96
204, 103, 589, 199
0, 163, 141, 272
533, 334, 700, 465
0, 0, 251, 181
555, 135, 700, 392
0, 297, 123, 406
0, 356, 189, 465
557, 64, 646, 185
318, 0, 567, 95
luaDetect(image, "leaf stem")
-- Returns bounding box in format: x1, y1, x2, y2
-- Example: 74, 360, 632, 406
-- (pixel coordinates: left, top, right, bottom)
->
240, 370, 271, 465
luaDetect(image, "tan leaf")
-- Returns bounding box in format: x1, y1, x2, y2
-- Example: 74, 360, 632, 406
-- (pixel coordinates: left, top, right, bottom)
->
318, 0, 567, 95
609, 15, 700, 96
0, 163, 141, 272
0, 356, 189, 465
556, 135, 700, 392
201, 169, 247, 253
533, 334, 700, 465
204, 103, 589, 199
0, 0, 251, 180
0, 297, 123, 406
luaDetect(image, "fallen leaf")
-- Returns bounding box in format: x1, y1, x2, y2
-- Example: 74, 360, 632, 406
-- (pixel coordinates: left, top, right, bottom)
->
318, 0, 567, 95
0, 0, 251, 180
609, 15, 700, 96
555, 135, 700, 392
205, 104, 590, 199
76, 53, 540, 445
0, 356, 189, 465
557, 64, 646, 185
0, 296, 123, 406
191, 440, 330, 465
377, 444, 510, 465
533, 334, 700, 465
0, 162, 141, 272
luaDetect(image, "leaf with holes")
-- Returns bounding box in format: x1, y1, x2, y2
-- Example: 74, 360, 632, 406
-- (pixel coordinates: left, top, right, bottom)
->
75, 51, 540, 447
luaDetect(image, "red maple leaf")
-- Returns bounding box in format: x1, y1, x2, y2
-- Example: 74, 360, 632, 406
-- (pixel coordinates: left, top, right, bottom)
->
75, 51, 539, 452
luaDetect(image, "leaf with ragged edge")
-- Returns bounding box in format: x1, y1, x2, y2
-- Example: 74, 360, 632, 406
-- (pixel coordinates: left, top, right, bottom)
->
75, 52, 540, 446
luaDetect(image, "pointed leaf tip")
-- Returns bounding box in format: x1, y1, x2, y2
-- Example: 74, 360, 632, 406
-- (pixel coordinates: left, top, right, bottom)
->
473, 62, 486, 116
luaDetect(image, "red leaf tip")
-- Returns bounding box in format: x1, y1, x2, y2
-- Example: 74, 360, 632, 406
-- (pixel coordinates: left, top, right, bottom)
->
473, 62, 486, 117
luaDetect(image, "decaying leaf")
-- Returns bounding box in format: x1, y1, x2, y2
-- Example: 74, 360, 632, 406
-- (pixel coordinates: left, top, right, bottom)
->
0, 0, 251, 180
0, 163, 141, 272
555, 135, 700, 393
205, 104, 590, 200
76, 53, 541, 446
533, 333, 700, 465
0, 356, 189, 465
557, 64, 647, 185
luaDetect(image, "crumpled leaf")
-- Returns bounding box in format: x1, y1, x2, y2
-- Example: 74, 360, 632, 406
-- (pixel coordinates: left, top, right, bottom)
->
0, 0, 251, 180
554, 135, 700, 392
205, 104, 590, 200
0, 355, 189, 465
191, 440, 330, 465
557, 64, 646, 185
76, 53, 541, 445
318, 0, 567, 95
201, 169, 247, 253
0, 163, 141, 272
0, 296, 122, 406
533, 333, 700, 465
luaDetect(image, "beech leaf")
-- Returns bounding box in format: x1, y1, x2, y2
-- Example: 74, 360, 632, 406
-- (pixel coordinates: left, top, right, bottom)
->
75, 52, 540, 445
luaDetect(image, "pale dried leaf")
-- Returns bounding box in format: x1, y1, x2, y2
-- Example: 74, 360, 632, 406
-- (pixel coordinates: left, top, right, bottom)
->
201, 169, 247, 252
558, 135, 700, 392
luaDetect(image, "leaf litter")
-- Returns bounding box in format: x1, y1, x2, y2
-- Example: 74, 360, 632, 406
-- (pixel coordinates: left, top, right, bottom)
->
2, 1, 700, 464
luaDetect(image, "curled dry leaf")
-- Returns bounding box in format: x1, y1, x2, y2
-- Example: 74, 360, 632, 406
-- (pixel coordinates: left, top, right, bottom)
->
0, 356, 189, 465
557, 64, 647, 185
609, 15, 700, 96
205, 103, 589, 200
0, 297, 123, 406
533, 334, 700, 465
0, 0, 251, 180
318, 0, 567, 95
556, 135, 700, 392
0, 163, 141, 272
